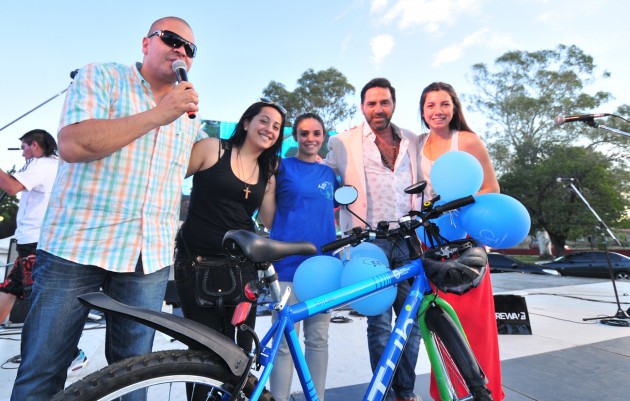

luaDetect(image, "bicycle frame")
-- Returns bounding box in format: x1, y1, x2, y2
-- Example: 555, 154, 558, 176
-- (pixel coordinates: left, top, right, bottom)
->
250, 256, 465, 401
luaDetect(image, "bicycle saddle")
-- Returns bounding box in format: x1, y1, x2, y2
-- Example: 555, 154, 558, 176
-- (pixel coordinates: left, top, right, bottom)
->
422, 240, 488, 295
223, 230, 317, 263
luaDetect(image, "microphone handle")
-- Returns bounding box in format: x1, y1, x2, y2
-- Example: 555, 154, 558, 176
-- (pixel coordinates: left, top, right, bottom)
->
175, 68, 196, 119
175, 68, 188, 83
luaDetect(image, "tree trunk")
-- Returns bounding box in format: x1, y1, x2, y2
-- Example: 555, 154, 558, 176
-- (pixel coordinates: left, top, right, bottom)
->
536, 230, 553, 259
549, 235, 568, 256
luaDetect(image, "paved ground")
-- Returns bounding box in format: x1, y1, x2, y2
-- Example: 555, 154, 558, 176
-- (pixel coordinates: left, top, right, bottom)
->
1, 273, 629, 400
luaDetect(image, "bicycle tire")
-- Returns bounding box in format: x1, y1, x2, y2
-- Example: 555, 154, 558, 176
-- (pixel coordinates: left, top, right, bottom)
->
425, 304, 493, 401
51, 349, 274, 401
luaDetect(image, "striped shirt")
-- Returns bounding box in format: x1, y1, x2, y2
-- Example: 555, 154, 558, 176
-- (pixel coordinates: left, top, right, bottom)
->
39, 62, 205, 273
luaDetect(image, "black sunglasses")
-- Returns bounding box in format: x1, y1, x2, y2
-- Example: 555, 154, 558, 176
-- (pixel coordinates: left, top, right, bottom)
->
257, 97, 287, 115
148, 30, 197, 58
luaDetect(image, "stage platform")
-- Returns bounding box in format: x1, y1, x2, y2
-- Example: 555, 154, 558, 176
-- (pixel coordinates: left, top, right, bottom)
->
1, 273, 629, 401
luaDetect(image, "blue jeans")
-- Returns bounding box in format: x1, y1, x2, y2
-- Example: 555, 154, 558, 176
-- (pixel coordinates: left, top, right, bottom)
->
10, 250, 170, 401
367, 239, 422, 401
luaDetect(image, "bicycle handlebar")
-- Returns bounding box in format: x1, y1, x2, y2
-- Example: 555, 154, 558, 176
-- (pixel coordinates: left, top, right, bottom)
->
321, 231, 369, 253
321, 194, 475, 254
425, 195, 475, 220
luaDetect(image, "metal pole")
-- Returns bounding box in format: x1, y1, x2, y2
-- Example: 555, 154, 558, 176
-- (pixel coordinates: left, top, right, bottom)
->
0, 69, 77, 133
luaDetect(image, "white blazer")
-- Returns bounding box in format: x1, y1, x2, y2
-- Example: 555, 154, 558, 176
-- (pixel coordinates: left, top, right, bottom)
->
324, 122, 419, 233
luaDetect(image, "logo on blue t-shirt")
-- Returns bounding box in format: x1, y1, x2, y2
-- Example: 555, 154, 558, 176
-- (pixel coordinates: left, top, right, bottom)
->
318, 181, 334, 200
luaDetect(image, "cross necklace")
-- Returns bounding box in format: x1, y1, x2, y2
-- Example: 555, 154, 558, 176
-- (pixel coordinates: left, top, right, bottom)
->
237, 149, 258, 200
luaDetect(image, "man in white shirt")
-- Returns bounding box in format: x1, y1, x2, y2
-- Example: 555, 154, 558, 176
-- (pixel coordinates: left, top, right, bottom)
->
324, 78, 422, 401
0, 129, 59, 322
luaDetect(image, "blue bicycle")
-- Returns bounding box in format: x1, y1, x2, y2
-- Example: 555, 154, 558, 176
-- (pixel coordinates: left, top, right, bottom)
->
53, 181, 493, 401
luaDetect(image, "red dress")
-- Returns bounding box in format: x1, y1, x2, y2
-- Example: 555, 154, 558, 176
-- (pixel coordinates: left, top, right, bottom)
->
429, 269, 505, 400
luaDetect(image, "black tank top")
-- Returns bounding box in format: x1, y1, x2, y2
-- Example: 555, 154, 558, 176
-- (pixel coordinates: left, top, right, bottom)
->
181, 141, 266, 255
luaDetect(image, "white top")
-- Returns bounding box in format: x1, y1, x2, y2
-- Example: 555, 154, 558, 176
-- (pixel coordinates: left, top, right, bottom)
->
12, 156, 59, 244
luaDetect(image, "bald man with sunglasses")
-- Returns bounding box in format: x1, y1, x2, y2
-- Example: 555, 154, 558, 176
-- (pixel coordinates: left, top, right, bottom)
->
11, 17, 207, 401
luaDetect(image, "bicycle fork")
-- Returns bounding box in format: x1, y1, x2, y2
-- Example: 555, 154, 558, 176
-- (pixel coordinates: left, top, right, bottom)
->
419, 296, 488, 401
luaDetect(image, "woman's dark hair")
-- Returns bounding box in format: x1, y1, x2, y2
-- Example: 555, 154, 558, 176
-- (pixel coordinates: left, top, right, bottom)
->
419, 82, 473, 133
226, 101, 286, 180
361, 77, 396, 105
291, 113, 326, 140
19, 129, 58, 157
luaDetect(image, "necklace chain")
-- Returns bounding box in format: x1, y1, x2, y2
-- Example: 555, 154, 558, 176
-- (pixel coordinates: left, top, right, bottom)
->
237, 149, 257, 199
426, 131, 451, 162
374, 133, 399, 171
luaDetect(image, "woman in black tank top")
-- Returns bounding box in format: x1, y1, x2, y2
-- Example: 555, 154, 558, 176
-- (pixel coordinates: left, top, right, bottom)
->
174, 100, 285, 400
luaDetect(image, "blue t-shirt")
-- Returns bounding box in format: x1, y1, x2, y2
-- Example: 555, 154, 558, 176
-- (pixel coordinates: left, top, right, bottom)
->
269, 157, 339, 281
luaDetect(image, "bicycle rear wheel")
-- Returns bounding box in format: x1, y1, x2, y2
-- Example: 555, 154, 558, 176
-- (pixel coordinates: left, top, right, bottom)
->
424, 303, 493, 401
51, 349, 274, 401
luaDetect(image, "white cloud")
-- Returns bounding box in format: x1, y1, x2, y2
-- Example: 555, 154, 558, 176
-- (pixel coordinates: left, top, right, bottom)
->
431, 28, 488, 67
340, 34, 352, 58
485, 33, 516, 50
370, 0, 389, 13
378, 0, 483, 32
535, 0, 609, 23
366, 0, 486, 67
370, 34, 395, 67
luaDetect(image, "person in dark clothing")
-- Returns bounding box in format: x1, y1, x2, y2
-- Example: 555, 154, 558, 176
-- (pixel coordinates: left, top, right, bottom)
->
174, 99, 285, 400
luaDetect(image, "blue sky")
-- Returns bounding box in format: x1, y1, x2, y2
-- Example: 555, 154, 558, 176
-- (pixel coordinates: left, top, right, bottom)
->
1, 0, 629, 173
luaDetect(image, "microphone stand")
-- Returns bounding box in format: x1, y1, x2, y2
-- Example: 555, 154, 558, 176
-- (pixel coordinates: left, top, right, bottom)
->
583, 118, 630, 138
594, 124, 630, 139
565, 181, 630, 325
0, 70, 77, 133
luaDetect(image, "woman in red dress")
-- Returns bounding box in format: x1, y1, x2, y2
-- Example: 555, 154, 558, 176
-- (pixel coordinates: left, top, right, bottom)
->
417, 82, 504, 400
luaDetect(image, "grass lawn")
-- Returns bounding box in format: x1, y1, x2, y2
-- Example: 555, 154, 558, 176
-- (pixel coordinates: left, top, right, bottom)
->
511, 255, 545, 264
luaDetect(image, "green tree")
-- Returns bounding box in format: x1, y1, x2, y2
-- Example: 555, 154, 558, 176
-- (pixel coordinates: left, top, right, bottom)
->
467, 44, 630, 255
468, 44, 618, 171
0, 166, 18, 239
500, 146, 628, 254
0, 193, 18, 239
262, 67, 356, 131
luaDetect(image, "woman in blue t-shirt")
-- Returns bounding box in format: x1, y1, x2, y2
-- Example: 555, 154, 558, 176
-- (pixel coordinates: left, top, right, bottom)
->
262, 113, 338, 401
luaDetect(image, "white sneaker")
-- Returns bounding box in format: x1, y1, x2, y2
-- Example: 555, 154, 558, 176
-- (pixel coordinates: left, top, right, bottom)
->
67, 349, 88, 375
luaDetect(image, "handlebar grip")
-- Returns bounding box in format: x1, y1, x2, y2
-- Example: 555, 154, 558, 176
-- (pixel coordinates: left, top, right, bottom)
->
434, 195, 475, 214
321, 236, 356, 253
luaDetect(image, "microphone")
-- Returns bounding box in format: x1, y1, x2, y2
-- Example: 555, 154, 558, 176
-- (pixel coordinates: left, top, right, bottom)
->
556, 177, 575, 183
171, 60, 196, 119
554, 113, 609, 126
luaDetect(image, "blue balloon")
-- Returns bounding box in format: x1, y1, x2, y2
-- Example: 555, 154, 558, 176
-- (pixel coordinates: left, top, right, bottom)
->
340, 257, 397, 316
459, 193, 531, 249
344, 242, 389, 267
430, 151, 483, 201
293, 255, 344, 302
416, 208, 467, 242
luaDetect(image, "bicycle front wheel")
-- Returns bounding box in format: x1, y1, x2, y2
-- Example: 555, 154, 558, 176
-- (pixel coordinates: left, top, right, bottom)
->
51, 349, 274, 401
423, 303, 493, 401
